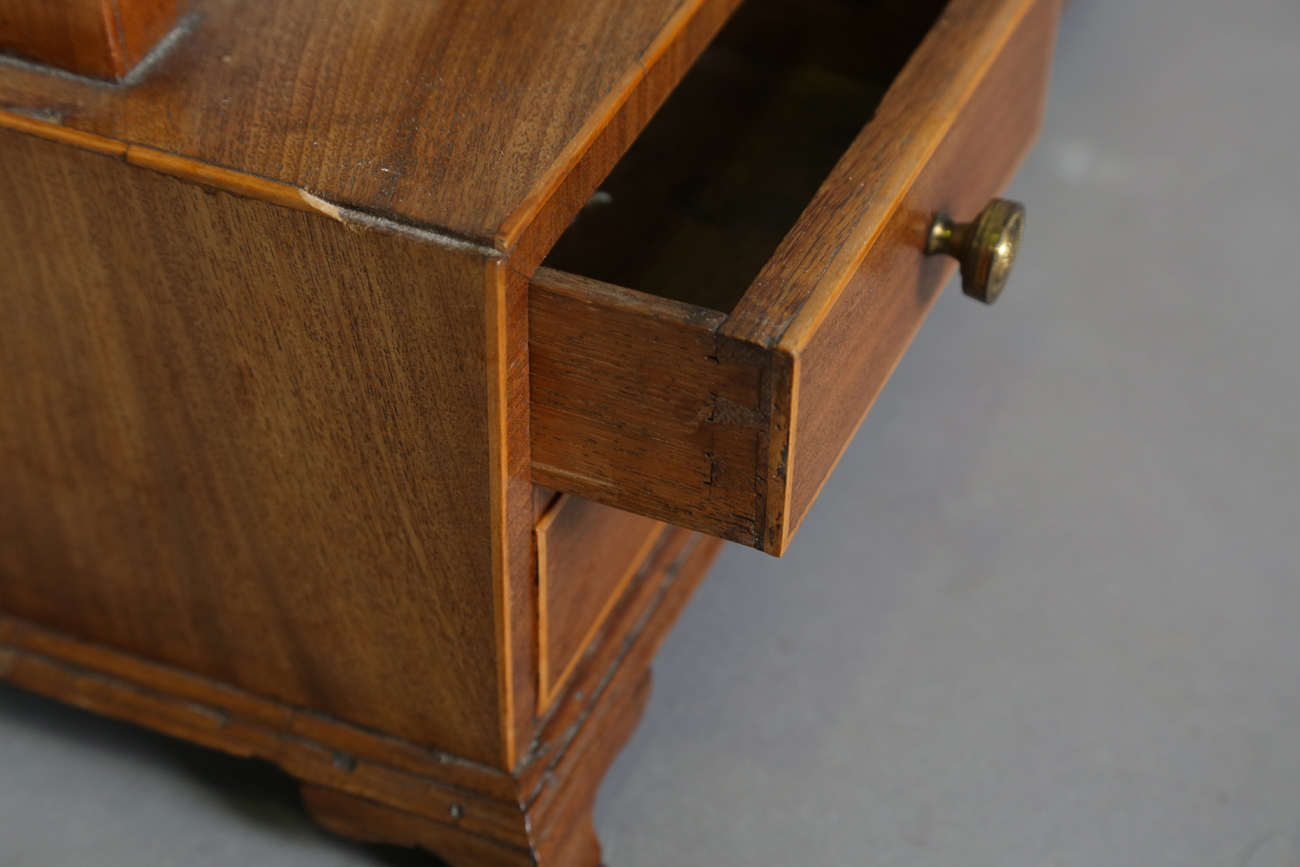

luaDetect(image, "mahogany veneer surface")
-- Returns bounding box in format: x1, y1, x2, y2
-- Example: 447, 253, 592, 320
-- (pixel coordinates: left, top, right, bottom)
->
0, 0, 183, 80
0, 0, 1063, 860
0, 0, 751, 774
532, 0, 1062, 553
537, 495, 665, 710
0, 0, 741, 251
0, 125, 505, 763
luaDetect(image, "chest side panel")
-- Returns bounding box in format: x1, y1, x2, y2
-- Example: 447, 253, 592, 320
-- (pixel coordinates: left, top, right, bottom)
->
0, 128, 506, 765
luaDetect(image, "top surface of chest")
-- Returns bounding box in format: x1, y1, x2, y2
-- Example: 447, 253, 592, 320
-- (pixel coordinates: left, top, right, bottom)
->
0, 0, 717, 243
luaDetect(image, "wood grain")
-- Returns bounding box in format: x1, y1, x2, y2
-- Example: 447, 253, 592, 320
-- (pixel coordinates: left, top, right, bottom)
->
304, 671, 652, 867
0, 0, 182, 79
0, 109, 350, 215
786, 0, 1062, 536
542, 0, 947, 314
0, 525, 723, 866
537, 495, 664, 710
0, 0, 742, 251
0, 0, 1063, 857
531, 0, 1061, 554
530, 268, 769, 546
302, 786, 536, 867
502, 0, 746, 278
0, 615, 523, 828
0, 126, 509, 764
491, 242, 537, 772
725, 0, 1050, 348
520, 530, 721, 799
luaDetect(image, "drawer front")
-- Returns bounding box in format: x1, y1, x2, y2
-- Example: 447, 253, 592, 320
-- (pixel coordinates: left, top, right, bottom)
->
531, 0, 1061, 554
780, 0, 1061, 538
536, 495, 665, 709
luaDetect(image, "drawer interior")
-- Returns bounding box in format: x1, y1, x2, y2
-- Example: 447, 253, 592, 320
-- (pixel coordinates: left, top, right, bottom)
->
531, 0, 1059, 554
543, 0, 949, 314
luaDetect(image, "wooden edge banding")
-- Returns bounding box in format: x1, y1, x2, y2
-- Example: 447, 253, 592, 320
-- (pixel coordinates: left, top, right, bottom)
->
493, 61, 644, 254
501, 263, 540, 774
487, 259, 539, 775
0, 109, 511, 258
0, 109, 342, 220
0, 528, 726, 864
125, 145, 345, 218
779, 0, 1038, 353
636, 0, 731, 72
534, 493, 563, 706
0, 617, 524, 833
762, 349, 798, 556
0, 109, 127, 156
538, 519, 667, 711
721, 0, 1040, 352
493, 0, 741, 256
302, 786, 536, 867
779, 0, 1060, 545
484, 255, 518, 771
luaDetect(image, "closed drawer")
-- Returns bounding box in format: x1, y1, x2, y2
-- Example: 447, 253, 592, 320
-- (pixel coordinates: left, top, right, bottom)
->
536, 494, 665, 709
531, 0, 1061, 554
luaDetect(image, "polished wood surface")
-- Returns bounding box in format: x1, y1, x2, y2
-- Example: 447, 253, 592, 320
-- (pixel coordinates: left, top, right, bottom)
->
725, 0, 1052, 346
786, 0, 1060, 535
0, 614, 523, 828
531, 0, 1061, 554
0, 0, 739, 250
544, 0, 946, 313
0, 126, 508, 764
537, 495, 665, 709
502, 0, 745, 276
304, 670, 651, 867
0, 0, 181, 80
531, 268, 768, 545
0, 529, 724, 866
0, 0, 1063, 857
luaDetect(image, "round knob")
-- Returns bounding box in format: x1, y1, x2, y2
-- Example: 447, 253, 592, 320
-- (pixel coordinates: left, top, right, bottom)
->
925, 198, 1026, 305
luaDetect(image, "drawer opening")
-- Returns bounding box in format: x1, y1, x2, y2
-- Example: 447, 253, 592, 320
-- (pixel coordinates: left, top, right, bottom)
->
531, 0, 1059, 554
543, 0, 949, 314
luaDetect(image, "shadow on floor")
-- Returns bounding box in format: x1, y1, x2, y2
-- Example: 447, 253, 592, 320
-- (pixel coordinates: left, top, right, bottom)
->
0, 683, 448, 866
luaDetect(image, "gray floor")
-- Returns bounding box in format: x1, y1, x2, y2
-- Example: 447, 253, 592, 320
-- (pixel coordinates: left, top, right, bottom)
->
4, 0, 1300, 864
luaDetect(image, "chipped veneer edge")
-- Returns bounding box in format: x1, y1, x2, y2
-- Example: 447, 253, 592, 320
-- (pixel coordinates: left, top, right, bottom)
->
0, 107, 499, 258
0, 101, 519, 766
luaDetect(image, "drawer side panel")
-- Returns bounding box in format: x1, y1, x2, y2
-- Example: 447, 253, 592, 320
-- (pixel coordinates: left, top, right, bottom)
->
530, 268, 768, 546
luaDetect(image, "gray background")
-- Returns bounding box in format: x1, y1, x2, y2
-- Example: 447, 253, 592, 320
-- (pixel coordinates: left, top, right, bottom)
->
3, 0, 1300, 863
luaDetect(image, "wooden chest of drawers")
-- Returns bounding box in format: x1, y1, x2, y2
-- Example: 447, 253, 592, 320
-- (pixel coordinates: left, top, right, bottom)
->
0, 0, 1061, 861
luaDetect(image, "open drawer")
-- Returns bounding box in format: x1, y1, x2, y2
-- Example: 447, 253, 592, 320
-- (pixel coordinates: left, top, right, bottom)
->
530, 0, 1061, 555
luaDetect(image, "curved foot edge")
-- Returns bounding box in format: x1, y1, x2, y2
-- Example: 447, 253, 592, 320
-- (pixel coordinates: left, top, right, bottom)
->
301, 670, 651, 867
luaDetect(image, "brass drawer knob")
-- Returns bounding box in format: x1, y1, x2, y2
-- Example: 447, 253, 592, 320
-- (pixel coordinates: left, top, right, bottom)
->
925, 198, 1026, 305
